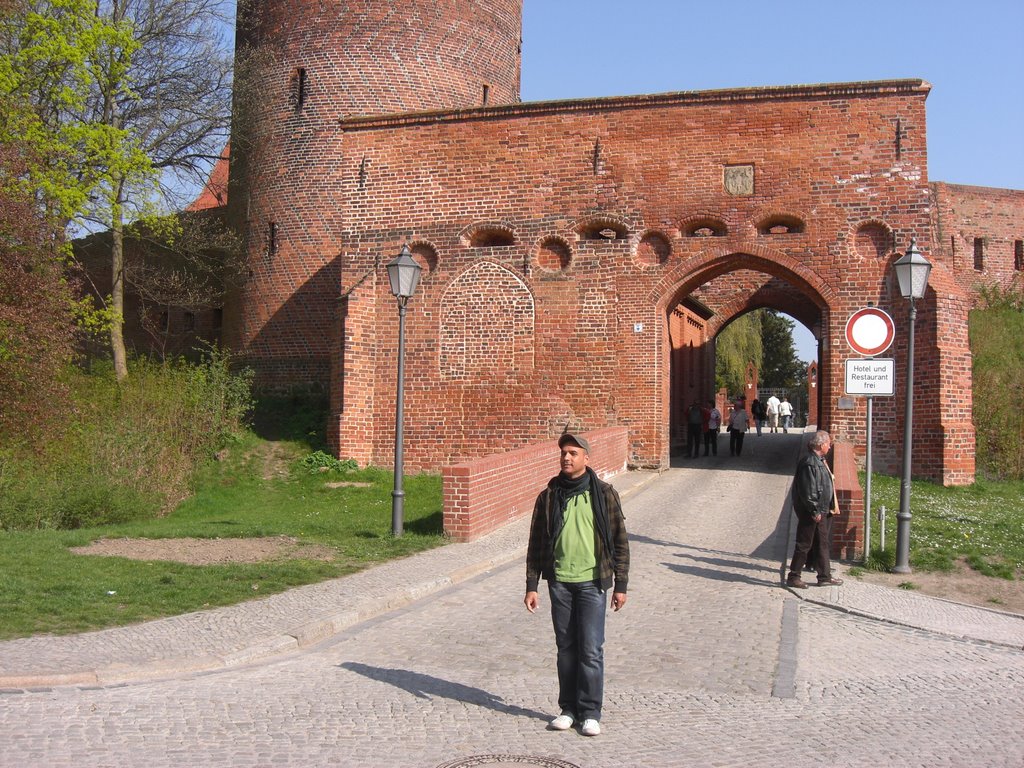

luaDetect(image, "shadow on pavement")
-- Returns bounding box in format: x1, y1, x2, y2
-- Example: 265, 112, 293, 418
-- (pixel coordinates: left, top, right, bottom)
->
669, 433, 805, 476
671, 548, 779, 577
661, 544, 782, 587
339, 662, 549, 721
749, 496, 794, 564
662, 561, 779, 588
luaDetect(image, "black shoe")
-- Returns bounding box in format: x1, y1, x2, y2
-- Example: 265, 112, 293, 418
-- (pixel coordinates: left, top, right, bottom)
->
817, 577, 843, 586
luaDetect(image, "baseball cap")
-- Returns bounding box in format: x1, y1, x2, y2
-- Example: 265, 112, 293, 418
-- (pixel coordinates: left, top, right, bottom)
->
558, 433, 591, 454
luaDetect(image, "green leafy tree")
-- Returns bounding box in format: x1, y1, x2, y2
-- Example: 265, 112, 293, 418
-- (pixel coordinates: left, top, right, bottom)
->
759, 310, 806, 388
1, 0, 233, 380
715, 312, 762, 396
0, 0, 80, 444
0, 96, 78, 447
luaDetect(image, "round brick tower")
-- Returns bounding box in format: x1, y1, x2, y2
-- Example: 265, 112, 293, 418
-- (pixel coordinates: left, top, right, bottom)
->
225, 0, 523, 388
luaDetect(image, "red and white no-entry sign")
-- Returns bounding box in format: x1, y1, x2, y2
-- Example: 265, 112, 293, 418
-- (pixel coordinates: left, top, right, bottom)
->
845, 307, 896, 356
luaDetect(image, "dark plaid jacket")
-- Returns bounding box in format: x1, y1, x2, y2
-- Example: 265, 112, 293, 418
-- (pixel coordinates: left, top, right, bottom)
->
525, 472, 630, 594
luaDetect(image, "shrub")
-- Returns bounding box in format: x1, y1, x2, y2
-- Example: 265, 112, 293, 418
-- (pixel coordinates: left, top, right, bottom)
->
0, 350, 254, 530
299, 450, 358, 474
970, 293, 1024, 480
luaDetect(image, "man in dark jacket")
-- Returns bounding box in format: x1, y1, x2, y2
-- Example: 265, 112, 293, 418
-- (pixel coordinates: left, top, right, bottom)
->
786, 430, 844, 588
525, 433, 630, 737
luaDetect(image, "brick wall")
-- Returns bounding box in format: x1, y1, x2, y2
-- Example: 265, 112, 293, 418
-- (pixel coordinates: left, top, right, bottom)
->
931, 182, 1024, 292
441, 427, 629, 542
221, 1, 1006, 493
328, 81, 951, 477
831, 441, 865, 560
224, 0, 523, 391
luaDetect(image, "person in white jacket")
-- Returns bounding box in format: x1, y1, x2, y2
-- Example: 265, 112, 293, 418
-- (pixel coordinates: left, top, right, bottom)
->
728, 402, 749, 456
765, 394, 781, 433
779, 396, 794, 433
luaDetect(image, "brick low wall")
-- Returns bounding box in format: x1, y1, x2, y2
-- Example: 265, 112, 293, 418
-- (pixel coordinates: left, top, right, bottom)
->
441, 427, 629, 542
831, 441, 865, 561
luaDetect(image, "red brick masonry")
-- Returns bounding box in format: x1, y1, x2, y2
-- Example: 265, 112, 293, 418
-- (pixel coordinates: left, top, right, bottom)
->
442, 427, 629, 542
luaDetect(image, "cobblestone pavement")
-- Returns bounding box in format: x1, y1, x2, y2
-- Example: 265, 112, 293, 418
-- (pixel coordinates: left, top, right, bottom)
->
2, 433, 1023, 767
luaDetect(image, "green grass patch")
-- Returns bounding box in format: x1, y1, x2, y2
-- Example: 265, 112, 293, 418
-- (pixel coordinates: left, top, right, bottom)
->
863, 473, 1024, 578
0, 430, 445, 640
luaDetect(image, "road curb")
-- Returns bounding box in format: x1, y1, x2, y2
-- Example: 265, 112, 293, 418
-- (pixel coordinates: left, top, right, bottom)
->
0, 469, 716, 690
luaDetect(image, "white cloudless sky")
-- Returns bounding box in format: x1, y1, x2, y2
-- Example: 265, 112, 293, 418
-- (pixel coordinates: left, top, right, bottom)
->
520, 0, 1024, 361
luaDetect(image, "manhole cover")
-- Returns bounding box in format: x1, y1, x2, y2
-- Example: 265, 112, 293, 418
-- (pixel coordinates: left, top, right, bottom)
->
434, 757, 580, 768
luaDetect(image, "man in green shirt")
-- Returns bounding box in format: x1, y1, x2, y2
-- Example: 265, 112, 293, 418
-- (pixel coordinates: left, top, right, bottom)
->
524, 433, 630, 737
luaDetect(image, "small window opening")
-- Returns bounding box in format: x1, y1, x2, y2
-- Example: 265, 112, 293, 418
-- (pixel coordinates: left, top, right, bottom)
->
1015, 240, 1023, 271
579, 222, 627, 240
756, 214, 805, 235
683, 218, 727, 237
269, 222, 279, 255
183, 312, 195, 331
291, 67, 307, 111
468, 226, 514, 247
482, 84, 490, 106
973, 237, 984, 271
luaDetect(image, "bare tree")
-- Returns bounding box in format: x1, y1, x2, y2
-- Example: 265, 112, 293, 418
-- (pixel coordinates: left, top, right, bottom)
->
3, 0, 235, 379
88, 0, 234, 378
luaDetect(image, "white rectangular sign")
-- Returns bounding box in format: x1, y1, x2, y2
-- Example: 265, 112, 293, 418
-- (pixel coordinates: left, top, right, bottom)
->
845, 358, 895, 396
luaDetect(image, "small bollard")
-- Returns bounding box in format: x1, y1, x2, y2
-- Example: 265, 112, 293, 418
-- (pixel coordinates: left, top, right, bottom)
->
878, 505, 887, 553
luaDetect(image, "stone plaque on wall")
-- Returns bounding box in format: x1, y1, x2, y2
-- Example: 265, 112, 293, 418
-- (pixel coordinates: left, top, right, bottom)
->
724, 164, 754, 196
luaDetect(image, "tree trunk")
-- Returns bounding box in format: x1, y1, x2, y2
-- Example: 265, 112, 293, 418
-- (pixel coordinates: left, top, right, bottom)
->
110, 199, 128, 381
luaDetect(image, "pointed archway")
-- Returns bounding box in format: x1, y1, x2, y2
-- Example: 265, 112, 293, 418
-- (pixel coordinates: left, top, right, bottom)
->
651, 245, 836, 464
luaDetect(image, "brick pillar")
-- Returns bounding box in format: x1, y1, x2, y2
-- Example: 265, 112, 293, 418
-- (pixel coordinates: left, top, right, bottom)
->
807, 361, 819, 427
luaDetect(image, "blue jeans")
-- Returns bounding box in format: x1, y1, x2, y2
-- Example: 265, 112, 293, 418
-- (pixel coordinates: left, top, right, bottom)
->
548, 579, 607, 721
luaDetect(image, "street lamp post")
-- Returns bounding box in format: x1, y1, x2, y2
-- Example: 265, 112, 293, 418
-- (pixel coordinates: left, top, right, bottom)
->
891, 239, 932, 573
386, 244, 422, 537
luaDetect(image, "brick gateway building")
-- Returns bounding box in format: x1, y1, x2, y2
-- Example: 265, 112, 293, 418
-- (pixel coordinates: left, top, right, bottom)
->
221, 0, 1024, 495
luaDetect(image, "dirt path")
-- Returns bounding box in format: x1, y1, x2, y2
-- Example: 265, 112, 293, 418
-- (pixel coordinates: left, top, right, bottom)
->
70, 535, 336, 565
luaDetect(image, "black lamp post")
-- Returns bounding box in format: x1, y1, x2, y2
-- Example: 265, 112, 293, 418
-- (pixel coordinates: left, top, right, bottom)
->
386, 244, 422, 537
891, 239, 932, 573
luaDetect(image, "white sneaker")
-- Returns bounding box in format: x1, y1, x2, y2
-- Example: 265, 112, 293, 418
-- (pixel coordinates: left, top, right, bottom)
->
549, 714, 574, 730
581, 719, 601, 736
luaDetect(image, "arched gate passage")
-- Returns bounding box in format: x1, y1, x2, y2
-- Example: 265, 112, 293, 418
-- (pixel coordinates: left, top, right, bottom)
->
656, 247, 834, 455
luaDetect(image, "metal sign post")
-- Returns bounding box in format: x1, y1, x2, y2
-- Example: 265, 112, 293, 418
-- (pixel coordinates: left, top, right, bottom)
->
844, 306, 896, 562
865, 396, 873, 559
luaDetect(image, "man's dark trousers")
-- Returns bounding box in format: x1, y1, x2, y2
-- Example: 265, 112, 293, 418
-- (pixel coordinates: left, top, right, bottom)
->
704, 429, 718, 456
548, 579, 606, 722
686, 424, 702, 458
789, 513, 831, 580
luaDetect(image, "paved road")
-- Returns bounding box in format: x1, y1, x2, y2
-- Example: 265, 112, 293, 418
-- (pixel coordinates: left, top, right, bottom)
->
2, 433, 1023, 767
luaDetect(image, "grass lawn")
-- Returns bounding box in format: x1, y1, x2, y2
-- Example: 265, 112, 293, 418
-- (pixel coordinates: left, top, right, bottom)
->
0, 431, 446, 640
862, 473, 1024, 578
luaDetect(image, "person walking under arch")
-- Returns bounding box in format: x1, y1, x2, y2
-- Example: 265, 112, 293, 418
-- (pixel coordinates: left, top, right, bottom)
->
685, 399, 704, 458
728, 401, 749, 456
525, 434, 630, 737
704, 400, 721, 456
779, 396, 794, 434
765, 394, 781, 433
751, 398, 765, 436
786, 430, 843, 588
